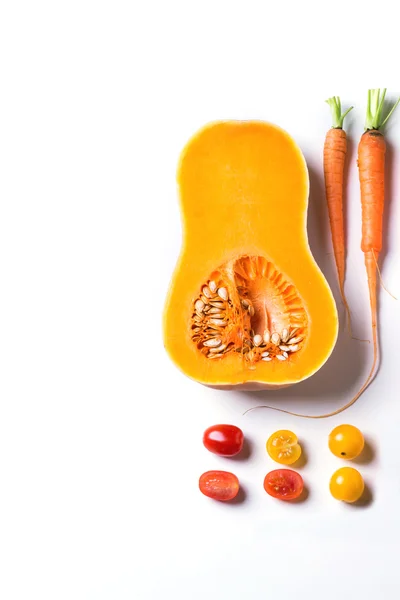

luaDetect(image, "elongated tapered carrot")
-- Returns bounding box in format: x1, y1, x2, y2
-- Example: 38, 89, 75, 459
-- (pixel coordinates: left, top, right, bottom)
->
353, 89, 400, 398
323, 97, 353, 330
244, 89, 400, 419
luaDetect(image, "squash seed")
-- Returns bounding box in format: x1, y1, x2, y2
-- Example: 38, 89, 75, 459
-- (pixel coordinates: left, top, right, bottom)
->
209, 318, 226, 326
289, 336, 303, 344
263, 330, 271, 344
217, 287, 228, 300
202, 286, 213, 299
207, 324, 224, 331
253, 334, 262, 346
203, 338, 221, 347
276, 354, 287, 361
262, 356, 272, 361
209, 280, 217, 293
195, 299, 205, 312
209, 345, 225, 354
281, 328, 289, 342
271, 332, 281, 345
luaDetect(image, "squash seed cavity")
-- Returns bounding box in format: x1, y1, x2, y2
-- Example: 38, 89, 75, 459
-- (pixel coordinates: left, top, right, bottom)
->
190, 255, 308, 366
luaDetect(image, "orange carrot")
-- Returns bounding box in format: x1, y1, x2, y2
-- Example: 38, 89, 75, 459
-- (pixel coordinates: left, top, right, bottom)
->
323, 97, 353, 330
353, 89, 400, 398
244, 89, 400, 419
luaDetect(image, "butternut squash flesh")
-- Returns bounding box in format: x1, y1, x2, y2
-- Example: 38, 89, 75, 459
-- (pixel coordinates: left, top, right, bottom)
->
163, 121, 338, 389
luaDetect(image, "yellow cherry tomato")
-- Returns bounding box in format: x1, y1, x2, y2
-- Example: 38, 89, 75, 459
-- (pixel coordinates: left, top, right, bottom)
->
330, 467, 364, 503
266, 430, 302, 465
328, 424, 364, 460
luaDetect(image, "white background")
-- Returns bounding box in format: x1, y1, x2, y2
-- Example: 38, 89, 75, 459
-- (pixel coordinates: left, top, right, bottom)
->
1, 1, 400, 599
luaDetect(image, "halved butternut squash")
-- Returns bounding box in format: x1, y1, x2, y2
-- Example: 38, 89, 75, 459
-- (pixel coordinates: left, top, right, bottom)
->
163, 120, 338, 390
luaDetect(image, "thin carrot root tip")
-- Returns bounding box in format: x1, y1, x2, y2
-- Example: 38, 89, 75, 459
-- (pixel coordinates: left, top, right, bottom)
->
339, 290, 353, 336
372, 249, 397, 300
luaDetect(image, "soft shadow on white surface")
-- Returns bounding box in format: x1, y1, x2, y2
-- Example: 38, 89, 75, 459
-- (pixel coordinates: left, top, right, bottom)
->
382, 138, 396, 264
227, 485, 247, 505
290, 484, 310, 504
226, 437, 253, 462
343, 125, 355, 274
344, 481, 374, 509
292, 438, 309, 468
380, 138, 398, 370
352, 436, 376, 466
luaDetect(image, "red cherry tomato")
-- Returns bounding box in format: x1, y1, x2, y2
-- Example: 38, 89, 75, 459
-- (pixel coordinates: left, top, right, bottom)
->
263, 469, 304, 501
203, 424, 244, 457
199, 471, 239, 501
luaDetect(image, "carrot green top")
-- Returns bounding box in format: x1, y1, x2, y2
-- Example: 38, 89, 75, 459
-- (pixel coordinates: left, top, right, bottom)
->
326, 96, 353, 129
364, 88, 400, 131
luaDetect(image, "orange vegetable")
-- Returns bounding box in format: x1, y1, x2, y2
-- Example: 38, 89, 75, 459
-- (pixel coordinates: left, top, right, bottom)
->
353, 88, 400, 400
266, 430, 302, 465
328, 424, 364, 460
163, 121, 338, 390
199, 470, 239, 501
330, 467, 364, 503
323, 97, 353, 329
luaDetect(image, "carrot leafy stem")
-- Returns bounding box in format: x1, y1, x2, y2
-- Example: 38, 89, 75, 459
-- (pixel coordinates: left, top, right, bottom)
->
365, 88, 400, 130
326, 96, 353, 129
